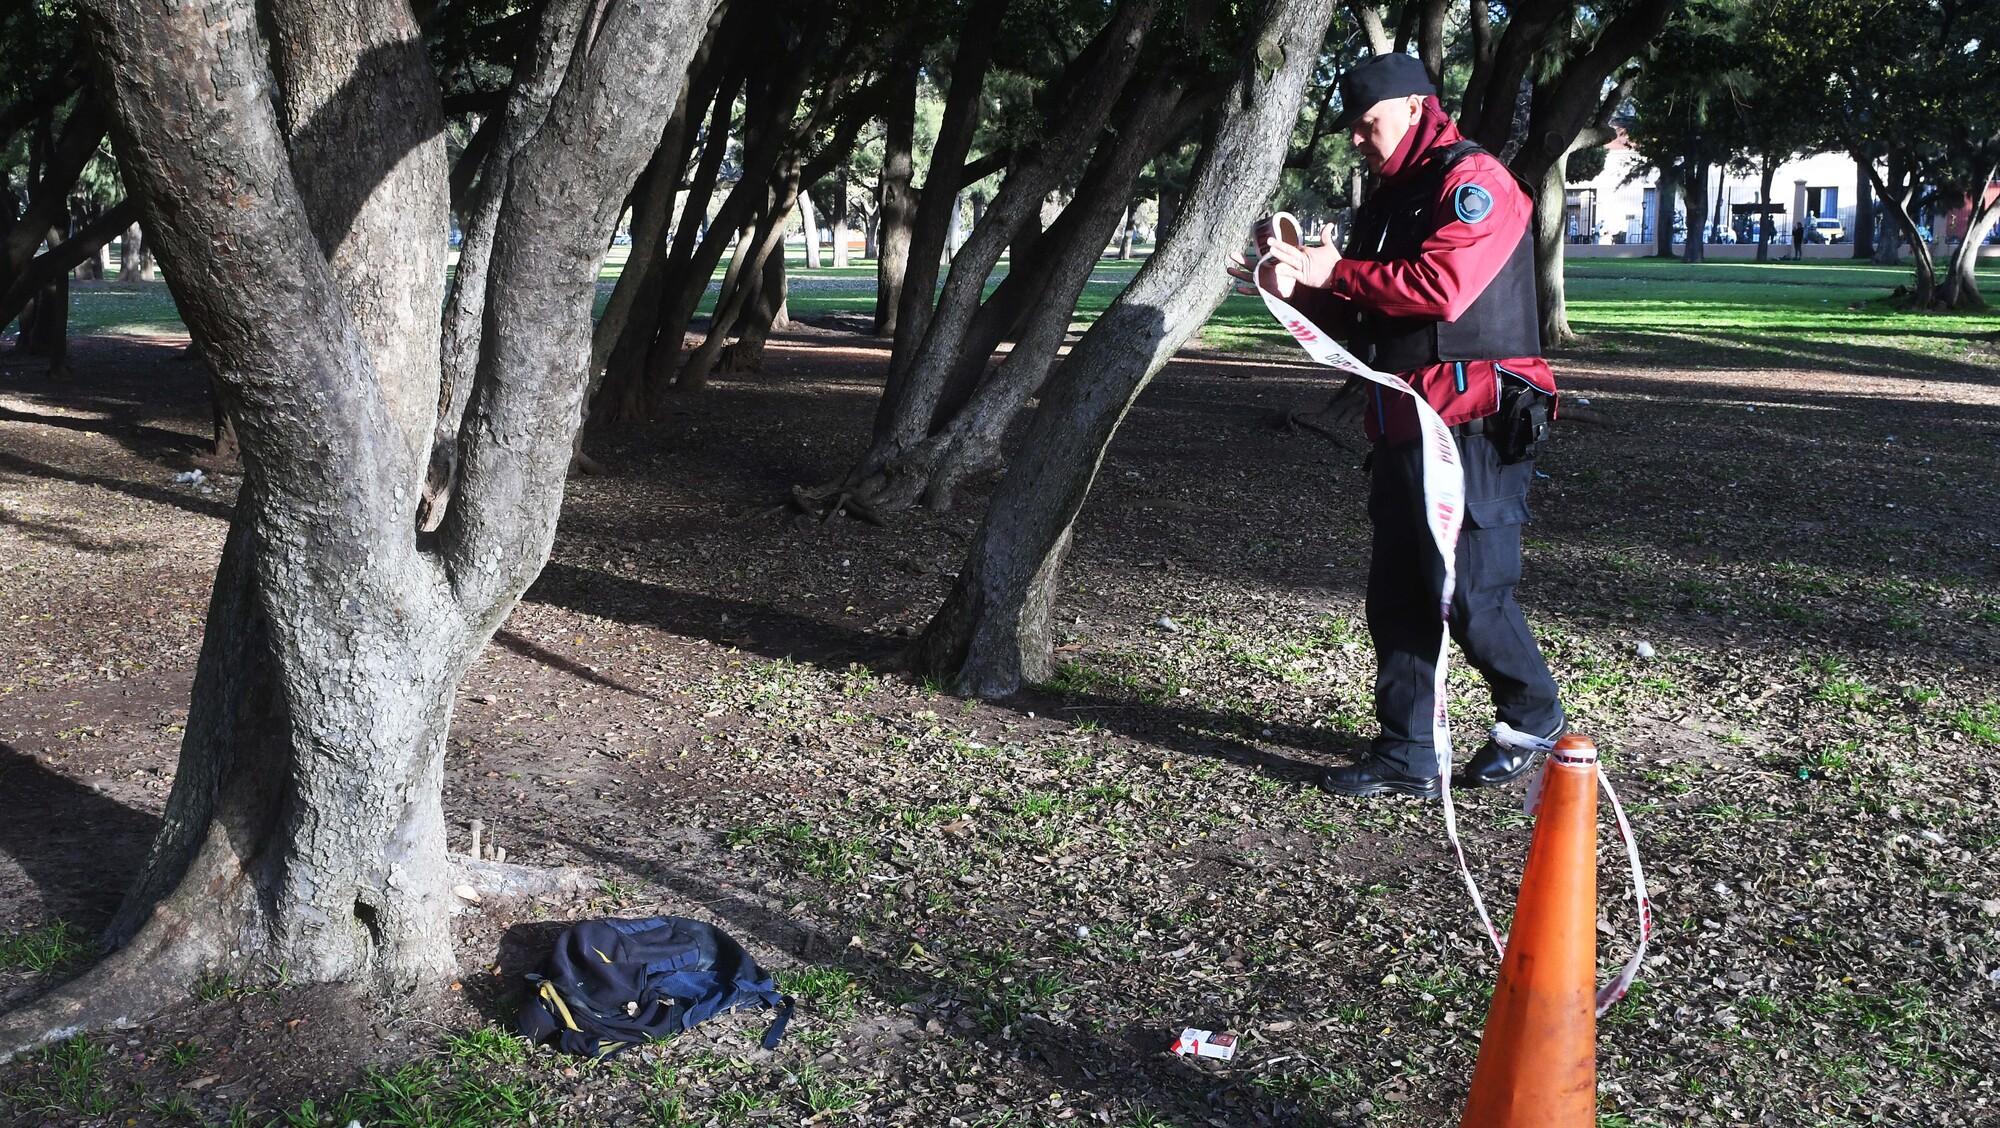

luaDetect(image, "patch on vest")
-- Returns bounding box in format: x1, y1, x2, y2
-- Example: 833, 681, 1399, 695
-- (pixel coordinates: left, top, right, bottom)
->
1454, 184, 1494, 223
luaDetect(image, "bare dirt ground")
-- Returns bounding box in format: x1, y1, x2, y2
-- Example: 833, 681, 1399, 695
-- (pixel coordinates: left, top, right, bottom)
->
1, 325, 1997, 1127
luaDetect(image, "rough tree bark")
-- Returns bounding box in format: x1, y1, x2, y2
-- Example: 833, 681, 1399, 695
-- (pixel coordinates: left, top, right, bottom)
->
1852, 148, 1874, 259
0, 0, 714, 1064
1681, 160, 1708, 263
840, 0, 1161, 503
831, 174, 851, 268
1940, 171, 1999, 310
872, 55, 920, 337
1861, 157, 1936, 303
911, 0, 1334, 696
883, 0, 1009, 379
851, 56, 1210, 516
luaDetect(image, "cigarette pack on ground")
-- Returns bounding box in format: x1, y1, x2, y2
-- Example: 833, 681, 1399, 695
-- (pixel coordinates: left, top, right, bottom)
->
1169, 1027, 1237, 1061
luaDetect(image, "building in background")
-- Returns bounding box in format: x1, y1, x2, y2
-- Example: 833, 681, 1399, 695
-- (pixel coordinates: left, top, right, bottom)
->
1561, 128, 1871, 248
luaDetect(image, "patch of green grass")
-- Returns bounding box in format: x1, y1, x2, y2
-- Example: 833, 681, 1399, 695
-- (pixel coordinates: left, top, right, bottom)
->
726, 822, 876, 884
8, 1036, 119, 1118
442, 1025, 529, 1068
776, 965, 862, 1019
0, 919, 88, 974
1950, 701, 2000, 745
329, 1059, 556, 1127
795, 1064, 863, 1116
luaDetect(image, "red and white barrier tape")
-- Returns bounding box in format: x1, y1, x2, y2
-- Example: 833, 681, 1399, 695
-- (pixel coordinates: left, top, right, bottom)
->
1250, 214, 1649, 1016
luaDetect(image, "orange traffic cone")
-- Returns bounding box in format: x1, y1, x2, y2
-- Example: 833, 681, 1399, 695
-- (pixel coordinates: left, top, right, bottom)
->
1459, 733, 1601, 1128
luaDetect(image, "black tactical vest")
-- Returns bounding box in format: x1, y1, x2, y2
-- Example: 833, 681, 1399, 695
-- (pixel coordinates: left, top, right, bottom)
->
1347, 140, 1541, 372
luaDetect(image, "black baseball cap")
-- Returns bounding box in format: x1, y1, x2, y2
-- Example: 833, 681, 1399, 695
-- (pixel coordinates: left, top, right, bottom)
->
1331, 54, 1437, 132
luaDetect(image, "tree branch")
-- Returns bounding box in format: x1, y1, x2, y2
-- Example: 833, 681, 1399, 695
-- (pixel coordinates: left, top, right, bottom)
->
437, 0, 719, 620
0, 198, 140, 330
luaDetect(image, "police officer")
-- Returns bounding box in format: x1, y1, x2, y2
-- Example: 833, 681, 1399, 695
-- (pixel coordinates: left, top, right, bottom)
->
1229, 54, 1566, 799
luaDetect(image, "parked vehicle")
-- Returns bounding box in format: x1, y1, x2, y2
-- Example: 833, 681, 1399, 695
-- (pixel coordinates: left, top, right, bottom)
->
1809, 217, 1845, 244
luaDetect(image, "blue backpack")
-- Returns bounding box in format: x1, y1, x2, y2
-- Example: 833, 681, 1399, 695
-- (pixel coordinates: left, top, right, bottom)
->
516, 916, 793, 1058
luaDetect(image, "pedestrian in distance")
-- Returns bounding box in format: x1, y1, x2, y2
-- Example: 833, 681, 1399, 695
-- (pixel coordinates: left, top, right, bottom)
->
1225, 53, 1567, 800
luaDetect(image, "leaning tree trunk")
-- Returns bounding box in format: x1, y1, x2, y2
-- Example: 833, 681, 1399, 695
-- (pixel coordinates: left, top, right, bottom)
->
1872, 156, 1907, 266
873, 56, 920, 337
1940, 183, 1999, 310
852, 0, 1160, 484
696, 163, 803, 384
911, 0, 1333, 696
0, 0, 713, 1066
591, 60, 745, 426
884, 0, 1009, 382
1864, 160, 1935, 304
847, 63, 1203, 515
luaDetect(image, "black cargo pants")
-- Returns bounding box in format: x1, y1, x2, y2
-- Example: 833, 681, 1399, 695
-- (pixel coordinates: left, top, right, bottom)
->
1364, 431, 1564, 778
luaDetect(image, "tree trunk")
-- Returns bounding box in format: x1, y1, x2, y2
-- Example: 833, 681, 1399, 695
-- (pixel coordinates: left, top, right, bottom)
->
1709, 168, 1725, 245
121, 222, 154, 281
885, 0, 1001, 380
592, 61, 744, 426
1755, 158, 1774, 263
1873, 155, 1906, 266
683, 160, 802, 390
1119, 205, 1136, 259
911, 0, 1332, 695
1654, 168, 1676, 257
1940, 180, 1998, 310
1681, 161, 1707, 264
1852, 149, 1874, 259
17, 274, 70, 379
800, 189, 822, 269
860, 0, 1161, 467
1533, 156, 1574, 346
0, 0, 715, 1066
886, 68, 1202, 513
873, 55, 920, 336
831, 175, 850, 268
863, 204, 879, 260
1863, 159, 1934, 302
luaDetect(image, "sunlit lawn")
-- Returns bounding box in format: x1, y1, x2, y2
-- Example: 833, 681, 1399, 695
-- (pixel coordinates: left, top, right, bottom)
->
43, 244, 2000, 366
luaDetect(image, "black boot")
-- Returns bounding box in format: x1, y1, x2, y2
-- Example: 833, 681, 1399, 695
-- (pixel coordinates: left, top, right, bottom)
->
1318, 756, 1441, 799
1459, 717, 1567, 788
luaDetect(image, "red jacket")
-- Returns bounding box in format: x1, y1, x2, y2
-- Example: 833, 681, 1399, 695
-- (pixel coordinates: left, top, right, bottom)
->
1292, 101, 1555, 445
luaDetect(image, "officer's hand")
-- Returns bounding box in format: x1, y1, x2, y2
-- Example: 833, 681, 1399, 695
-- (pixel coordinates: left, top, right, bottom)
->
1266, 235, 1342, 296
1224, 251, 1278, 297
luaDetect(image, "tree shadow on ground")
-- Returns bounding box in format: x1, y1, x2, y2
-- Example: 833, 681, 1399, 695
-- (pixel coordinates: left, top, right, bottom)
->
0, 742, 159, 933
0, 404, 208, 469
1565, 328, 2000, 382
526, 561, 1360, 782
0, 449, 233, 522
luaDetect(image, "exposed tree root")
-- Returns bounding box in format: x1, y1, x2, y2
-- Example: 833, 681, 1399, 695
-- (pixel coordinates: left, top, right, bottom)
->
449, 856, 590, 908
0, 857, 586, 1067
784, 483, 888, 527
0, 902, 223, 1067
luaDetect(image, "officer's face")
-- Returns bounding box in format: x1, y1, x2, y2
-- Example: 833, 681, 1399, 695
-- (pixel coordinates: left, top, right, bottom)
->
1350, 95, 1425, 173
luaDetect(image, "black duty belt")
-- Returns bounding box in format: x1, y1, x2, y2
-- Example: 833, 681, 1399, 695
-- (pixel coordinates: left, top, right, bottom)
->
1449, 414, 1493, 438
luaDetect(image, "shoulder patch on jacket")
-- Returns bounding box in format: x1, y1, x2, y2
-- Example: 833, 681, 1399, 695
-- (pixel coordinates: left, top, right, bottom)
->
1454, 183, 1494, 223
